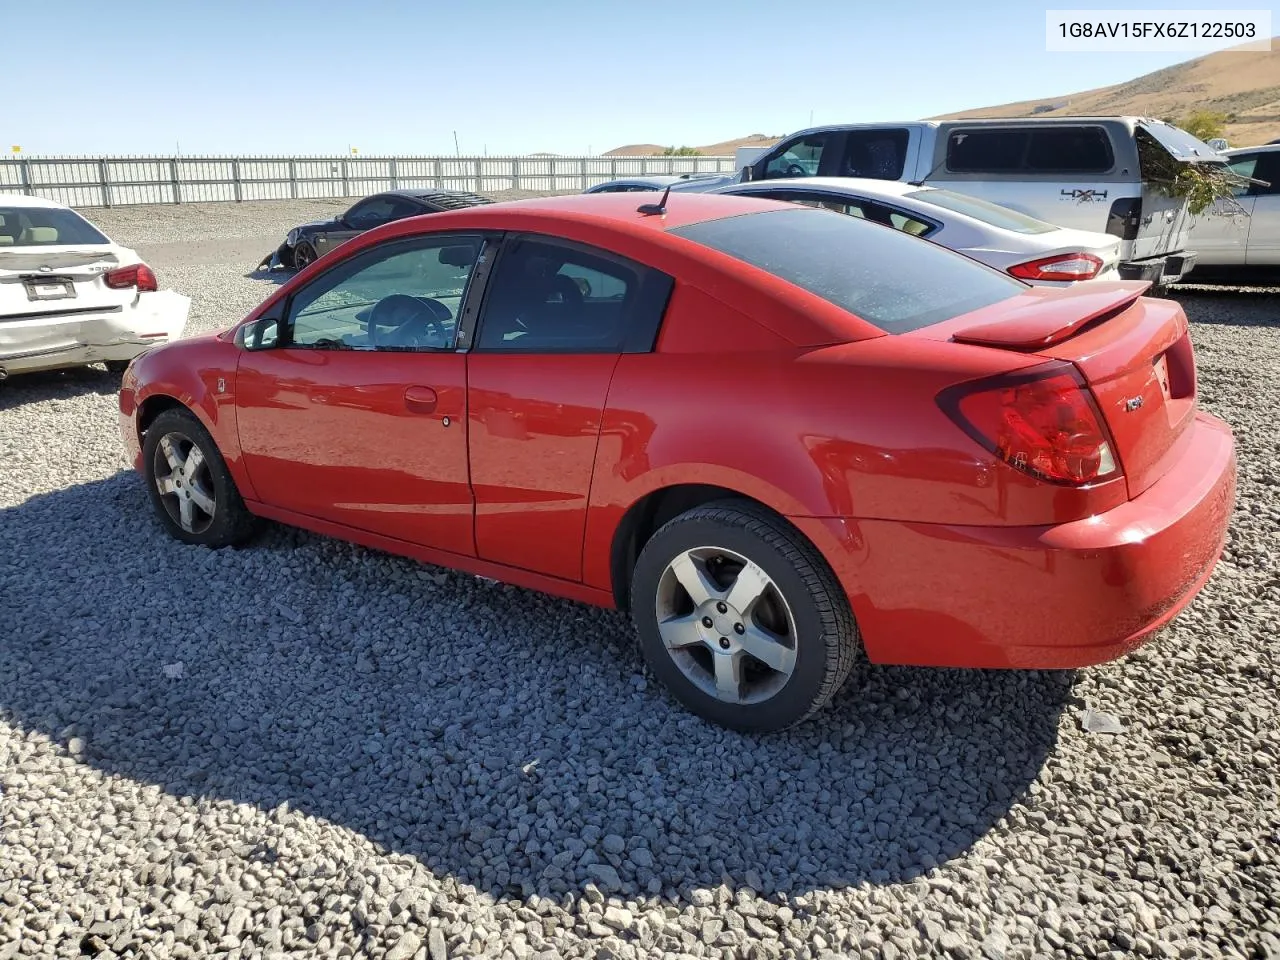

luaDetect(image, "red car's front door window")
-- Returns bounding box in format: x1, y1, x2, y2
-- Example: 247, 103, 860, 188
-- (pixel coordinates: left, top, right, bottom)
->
236, 236, 485, 556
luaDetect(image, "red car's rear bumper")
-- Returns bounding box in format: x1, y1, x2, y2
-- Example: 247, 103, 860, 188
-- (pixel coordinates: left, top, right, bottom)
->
794, 411, 1236, 669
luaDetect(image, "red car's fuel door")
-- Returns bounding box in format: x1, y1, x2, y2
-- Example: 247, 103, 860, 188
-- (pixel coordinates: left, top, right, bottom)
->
235, 234, 492, 556
466, 234, 673, 582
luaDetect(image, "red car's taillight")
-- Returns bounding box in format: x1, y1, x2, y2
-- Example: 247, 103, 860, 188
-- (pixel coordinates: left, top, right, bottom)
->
103, 263, 158, 292
938, 362, 1120, 486
1008, 252, 1103, 282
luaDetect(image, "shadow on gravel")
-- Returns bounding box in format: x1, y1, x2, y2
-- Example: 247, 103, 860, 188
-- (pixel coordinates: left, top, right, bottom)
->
1171, 285, 1280, 327
0, 474, 1073, 903
244, 268, 293, 287
0, 365, 121, 411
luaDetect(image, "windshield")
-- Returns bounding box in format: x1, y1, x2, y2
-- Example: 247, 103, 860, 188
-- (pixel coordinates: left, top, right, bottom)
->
0, 206, 110, 246
904, 188, 1057, 235
669, 208, 1024, 334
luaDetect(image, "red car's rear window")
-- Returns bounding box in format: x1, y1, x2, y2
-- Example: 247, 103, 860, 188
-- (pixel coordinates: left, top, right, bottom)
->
669, 207, 1025, 333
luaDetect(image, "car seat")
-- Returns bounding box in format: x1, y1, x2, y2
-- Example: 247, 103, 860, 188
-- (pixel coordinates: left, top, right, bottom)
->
20, 226, 58, 244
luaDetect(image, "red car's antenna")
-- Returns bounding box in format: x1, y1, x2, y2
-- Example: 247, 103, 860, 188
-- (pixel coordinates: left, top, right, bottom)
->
637, 185, 673, 216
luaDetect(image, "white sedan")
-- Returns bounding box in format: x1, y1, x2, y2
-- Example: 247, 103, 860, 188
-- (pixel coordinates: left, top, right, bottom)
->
0, 195, 189, 380
713, 177, 1123, 285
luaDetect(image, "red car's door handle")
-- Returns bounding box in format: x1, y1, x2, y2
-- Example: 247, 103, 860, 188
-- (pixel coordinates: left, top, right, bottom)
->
404, 385, 438, 414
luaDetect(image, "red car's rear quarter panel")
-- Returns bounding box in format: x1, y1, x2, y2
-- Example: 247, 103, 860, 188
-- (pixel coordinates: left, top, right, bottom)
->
794, 411, 1235, 668
581, 297, 1127, 594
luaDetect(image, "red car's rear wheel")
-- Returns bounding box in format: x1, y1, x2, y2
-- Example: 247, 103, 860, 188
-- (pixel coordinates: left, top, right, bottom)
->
631, 500, 862, 731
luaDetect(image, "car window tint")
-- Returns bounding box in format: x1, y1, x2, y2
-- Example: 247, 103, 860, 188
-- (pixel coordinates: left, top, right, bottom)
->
477, 238, 638, 352
670, 208, 1023, 334
947, 129, 1028, 173
1227, 154, 1259, 180
765, 193, 932, 236
839, 129, 909, 180
742, 190, 870, 220
887, 211, 933, 235
287, 237, 483, 351
947, 126, 1114, 174
346, 198, 398, 229
904, 188, 1056, 234
1248, 153, 1280, 196
388, 198, 425, 219
1025, 127, 1114, 172
0, 207, 110, 246
762, 136, 828, 180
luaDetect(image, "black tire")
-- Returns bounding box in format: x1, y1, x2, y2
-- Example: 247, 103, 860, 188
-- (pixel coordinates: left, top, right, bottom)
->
630, 499, 861, 732
103, 360, 131, 375
292, 240, 317, 271
142, 407, 260, 548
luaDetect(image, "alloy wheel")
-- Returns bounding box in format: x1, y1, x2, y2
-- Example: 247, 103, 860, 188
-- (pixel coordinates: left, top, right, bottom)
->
151, 431, 217, 534
653, 546, 798, 705
293, 243, 314, 270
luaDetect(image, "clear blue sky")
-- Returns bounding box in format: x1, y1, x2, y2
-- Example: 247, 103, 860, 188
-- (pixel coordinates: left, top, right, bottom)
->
4, 0, 1273, 156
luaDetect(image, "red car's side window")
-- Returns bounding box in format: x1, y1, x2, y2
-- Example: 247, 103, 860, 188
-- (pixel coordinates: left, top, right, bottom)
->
474, 236, 673, 354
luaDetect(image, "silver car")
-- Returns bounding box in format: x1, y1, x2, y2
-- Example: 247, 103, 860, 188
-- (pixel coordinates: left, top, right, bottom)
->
714, 177, 1124, 285
583, 173, 733, 194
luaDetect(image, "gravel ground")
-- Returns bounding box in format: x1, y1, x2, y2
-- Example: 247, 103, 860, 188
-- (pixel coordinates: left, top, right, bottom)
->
1, 200, 1277, 960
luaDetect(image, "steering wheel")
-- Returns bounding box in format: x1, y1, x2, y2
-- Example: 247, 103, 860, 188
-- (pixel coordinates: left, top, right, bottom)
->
785, 163, 808, 176
367, 294, 450, 348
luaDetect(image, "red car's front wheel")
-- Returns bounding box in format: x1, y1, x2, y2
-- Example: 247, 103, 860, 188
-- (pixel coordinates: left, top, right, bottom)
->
631, 500, 862, 732
142, 408, 259, 548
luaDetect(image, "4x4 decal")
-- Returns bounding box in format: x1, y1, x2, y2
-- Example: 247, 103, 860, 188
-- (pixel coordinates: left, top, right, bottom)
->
1061, 188, 1110, 203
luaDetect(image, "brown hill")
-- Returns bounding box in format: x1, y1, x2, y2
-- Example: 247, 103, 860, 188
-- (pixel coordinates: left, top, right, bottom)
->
604, 133, 781, 157
931, 38, 1280, 147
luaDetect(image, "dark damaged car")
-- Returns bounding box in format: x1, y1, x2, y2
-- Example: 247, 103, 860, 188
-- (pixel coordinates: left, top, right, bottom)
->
256, 188, 494, 271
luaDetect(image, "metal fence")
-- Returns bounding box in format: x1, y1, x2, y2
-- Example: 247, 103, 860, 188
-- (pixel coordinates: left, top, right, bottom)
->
0, 154, 738, 207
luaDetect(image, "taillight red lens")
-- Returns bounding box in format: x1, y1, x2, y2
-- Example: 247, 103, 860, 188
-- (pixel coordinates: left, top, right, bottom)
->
939, 362, 1120, 485
103, 263, 158, 292
1008, 252, 1103, 282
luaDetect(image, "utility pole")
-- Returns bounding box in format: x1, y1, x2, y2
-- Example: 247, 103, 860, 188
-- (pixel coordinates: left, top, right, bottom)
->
453, 131, 460, 157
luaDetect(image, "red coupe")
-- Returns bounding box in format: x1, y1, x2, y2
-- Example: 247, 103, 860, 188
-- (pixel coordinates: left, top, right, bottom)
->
119, 192, 1236, 731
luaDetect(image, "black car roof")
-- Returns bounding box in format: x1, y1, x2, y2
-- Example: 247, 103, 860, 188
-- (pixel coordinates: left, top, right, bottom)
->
383, 188, 494, 209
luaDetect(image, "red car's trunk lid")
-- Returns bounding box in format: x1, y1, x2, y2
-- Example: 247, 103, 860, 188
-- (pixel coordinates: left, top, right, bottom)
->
924, 281, 1197, 499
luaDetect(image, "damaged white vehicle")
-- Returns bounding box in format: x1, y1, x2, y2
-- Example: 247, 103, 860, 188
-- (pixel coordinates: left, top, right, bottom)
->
0, 196, 189, 380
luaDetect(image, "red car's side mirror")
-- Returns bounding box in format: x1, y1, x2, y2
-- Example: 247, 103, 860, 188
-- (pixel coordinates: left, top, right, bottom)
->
238, 316, 279, 351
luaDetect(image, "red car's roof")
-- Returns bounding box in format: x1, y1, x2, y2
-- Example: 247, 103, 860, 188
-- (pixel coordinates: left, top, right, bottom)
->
244, 191, 884, 348
433, 190, 786, 232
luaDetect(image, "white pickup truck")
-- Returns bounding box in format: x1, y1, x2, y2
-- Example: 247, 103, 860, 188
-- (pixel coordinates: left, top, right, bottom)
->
700, 118, 1223, 289
1183, 144, 1280, 281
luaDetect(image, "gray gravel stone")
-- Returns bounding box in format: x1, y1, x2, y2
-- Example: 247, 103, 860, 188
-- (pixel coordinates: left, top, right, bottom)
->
428, 926, 448, 960
385, 931, 422, 960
